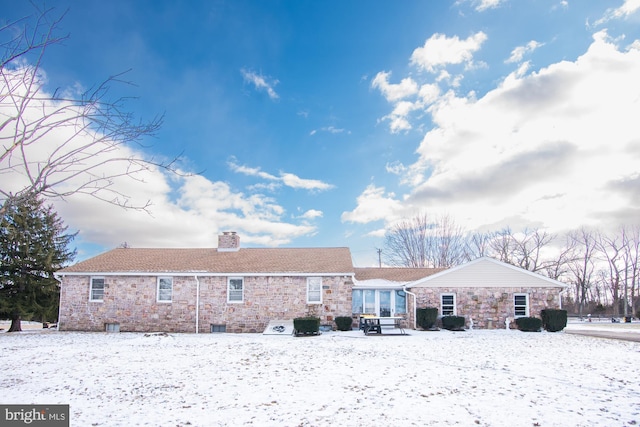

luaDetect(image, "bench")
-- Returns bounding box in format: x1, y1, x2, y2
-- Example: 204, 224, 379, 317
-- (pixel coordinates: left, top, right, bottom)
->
360, 316, 406, 335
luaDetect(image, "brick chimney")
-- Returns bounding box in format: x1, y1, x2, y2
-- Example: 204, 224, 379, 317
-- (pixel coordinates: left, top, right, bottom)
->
218, 231, 240, 252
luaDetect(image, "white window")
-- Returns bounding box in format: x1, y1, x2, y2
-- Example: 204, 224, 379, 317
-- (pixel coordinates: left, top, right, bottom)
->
307, 277, 322, 304
441, 293, 456, 316
90, 277, 105, 301
157, 277, 173, 302
228, 278, 244, 303
514, 294, 529, 317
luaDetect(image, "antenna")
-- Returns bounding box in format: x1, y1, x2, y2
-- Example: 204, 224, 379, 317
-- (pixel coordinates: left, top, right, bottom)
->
376, 248, 382, 268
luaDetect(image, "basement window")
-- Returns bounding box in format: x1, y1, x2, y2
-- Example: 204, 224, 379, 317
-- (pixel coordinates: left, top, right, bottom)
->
210, 324, 226, 333
105, 323, 120, 333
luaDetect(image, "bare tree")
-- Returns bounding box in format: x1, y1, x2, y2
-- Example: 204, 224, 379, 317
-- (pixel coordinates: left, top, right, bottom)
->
597, 231, 626, 316
383, 212, 469, 268
620, 225, 640, 318
488, 227, 514, 264
544, 234, 576, 281
566, 228, 598, 317
488, 227, 555, 273
466, 231, 494, 259
1, 5, 181, 213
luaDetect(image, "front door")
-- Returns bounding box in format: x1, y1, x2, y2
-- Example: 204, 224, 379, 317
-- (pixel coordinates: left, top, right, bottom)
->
379, 290, 392, 317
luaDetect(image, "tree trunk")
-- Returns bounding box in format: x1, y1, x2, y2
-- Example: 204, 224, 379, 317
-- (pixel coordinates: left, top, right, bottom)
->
7, 313, 22, 332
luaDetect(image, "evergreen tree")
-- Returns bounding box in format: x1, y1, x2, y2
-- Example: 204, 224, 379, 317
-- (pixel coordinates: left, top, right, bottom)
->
0, 194, 76, 332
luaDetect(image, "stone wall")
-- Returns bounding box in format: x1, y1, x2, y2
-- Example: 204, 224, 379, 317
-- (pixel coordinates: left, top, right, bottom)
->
407, 286, 562, 329
59, 274, 353, 333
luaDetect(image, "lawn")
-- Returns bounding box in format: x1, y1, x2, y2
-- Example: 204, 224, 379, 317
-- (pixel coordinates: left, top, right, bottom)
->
1, 325, 639, 426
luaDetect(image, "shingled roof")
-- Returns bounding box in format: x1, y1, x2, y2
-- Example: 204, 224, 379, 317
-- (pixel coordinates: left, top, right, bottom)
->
354, 267, 444, 282
59, 247, 354, 275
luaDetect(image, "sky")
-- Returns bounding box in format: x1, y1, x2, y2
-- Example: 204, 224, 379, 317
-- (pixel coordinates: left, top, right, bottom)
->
1, 0, 640, 267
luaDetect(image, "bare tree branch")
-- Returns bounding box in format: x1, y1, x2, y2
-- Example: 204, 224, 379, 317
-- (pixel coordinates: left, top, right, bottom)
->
1, 5, 187, 213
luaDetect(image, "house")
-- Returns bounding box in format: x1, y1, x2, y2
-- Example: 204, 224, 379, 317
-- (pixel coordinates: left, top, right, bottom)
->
57, 232, 354, 333
56, 233, 567, 333
404, 257, 567, 329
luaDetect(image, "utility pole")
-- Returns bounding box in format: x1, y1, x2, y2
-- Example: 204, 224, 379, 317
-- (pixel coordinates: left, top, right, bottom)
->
376, 248, 382, 268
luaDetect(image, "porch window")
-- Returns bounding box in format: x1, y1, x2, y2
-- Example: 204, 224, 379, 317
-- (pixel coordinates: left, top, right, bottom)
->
228, 278, 244, 303
307, 277, 322, 304
157, 277, 173, 302
395, 290, 407, 314
514, 294, 529, 317
90, 277, 105, 301
352, 290, 363, 313
351, 289, 406, 315
441, 293, 456, 316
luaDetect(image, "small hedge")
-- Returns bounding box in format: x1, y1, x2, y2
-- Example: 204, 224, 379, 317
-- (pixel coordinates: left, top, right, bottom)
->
293, 317, 320, 335
441, 315, 466, 331
335, 316, 353, 331
416, 307, 439, 330
541, 309, 567, 332
515, 316, 542, 332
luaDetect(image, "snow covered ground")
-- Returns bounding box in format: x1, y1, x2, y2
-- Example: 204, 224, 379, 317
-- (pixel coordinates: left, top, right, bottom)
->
1, 323, 639, 427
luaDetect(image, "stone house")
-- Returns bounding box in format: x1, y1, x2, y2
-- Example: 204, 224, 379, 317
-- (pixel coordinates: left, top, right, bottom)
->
358, 257, 567, 330
57, 232, 354, 333
56, 233, 567, 333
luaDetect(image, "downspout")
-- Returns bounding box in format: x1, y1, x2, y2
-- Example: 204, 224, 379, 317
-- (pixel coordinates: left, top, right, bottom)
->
558, 286, 568, 310
54, 273, 63, 331
194, 275, 200, 334
403, 285, 417, 330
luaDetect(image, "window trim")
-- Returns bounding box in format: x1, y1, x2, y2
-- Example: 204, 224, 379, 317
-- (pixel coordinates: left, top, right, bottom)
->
307, 277, 322, 304
227, 277, 244, 303
514, 293, 529, 317
440, 293, 456, 316
90, 277, 105, 302
157, 277, 173, 303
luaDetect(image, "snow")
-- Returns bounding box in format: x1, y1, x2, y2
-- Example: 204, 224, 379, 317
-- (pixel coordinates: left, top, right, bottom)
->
1, 322, 639, 426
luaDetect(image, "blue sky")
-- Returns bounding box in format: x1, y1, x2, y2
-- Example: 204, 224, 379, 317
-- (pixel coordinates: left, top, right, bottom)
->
2, 0, 640, 267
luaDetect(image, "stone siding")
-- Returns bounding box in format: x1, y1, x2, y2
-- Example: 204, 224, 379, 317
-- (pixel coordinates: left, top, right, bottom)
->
407, 286, 562, 329
59, 274, 353, 333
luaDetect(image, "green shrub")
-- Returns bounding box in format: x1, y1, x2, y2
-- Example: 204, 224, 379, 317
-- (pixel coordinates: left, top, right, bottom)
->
541, 309, 567, 332
335, 316, 353, 331
515, 316, 542, 332
293, 317, 320, 335
416, 307, 439, 330
441, 315, 465, 331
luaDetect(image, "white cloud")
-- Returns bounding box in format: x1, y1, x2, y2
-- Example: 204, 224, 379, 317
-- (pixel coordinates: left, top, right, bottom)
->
506, 40, 543, 63
371, 71, 419, 102
410, 32, 488, 73
381, 101, 421, 134
596, 0, 640, 25
0, 69, 321, 252
309, 126, 350, 136
385, 161, 406, 175
455, 0, 506, 12
372, 32, 486, 133
475, 0, 506, 11
341, 184, 404, 224
280, 173, 334, 191
240, 68, 279, 100
345, 30, 640, 235
228, 157, 334, 192
298, 209, 323, 220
